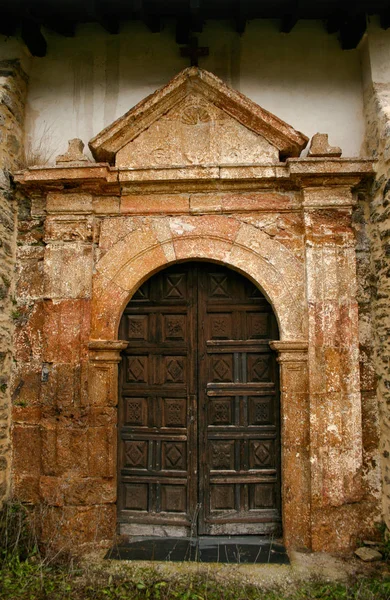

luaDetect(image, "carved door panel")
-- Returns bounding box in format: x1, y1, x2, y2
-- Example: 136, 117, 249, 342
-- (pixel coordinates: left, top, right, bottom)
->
197, 265, 281, 535
118, 265, 197, 536
118, 263, 281, 537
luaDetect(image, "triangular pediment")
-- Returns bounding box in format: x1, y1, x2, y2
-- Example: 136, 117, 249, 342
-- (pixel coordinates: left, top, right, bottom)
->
89, 67, 308, 167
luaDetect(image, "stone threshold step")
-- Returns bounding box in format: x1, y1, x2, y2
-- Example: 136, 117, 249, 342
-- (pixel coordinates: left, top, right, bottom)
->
105, 536, 289, 564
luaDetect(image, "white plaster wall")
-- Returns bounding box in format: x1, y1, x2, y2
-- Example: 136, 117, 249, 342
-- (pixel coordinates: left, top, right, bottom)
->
364, 19, 390, 85
1, 19, 366, 161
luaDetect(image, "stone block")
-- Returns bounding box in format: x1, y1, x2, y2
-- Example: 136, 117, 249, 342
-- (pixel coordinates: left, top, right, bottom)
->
113, 245, 168, 292
16, 255, 44, 299
87, 426, 115, 477
11, 364, 42, 407
39, 476, 64, 506
46, 193, 93, 214
56, 428, 89, 476
13, 301, 45, 363
41, 505, 116, 548
13, 474, 40, 503
190, 191, 297, 214
63, 477, 116, 505
44, 300, 90, 364
44, 244, 93, 299
45, 216, 94, 243
91, 274, 129, 339
92, 196, 120, 214
40, 363, 81, 410
98, 216, 139, 251
121, 194, 189, 214
12, 425, 41, 475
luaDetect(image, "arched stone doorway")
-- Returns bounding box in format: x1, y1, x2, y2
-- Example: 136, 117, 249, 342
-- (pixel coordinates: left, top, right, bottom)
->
117, 261, 281, 537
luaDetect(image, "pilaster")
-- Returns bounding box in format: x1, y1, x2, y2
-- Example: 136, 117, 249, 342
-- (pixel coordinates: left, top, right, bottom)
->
270, 340, 310, 550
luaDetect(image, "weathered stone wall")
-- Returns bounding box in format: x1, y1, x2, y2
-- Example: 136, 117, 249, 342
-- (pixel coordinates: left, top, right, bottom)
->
0, 59, 27, 505
363, 81, 390, 530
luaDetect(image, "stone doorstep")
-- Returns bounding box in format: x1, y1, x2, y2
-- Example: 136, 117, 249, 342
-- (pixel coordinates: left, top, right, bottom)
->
81, 548, 387, 587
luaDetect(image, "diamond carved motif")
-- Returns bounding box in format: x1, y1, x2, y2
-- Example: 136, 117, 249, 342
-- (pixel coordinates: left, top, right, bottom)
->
128, 357, 146, 382
254, 442, 271, 466
212, 357, 232, 382
165, 358, 184, 383
165, 443, 184, 469
125, 442, 147, 468
251, 357, 268, 381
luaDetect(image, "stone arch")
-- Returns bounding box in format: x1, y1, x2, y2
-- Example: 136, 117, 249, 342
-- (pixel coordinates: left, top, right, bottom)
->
91, 215, 306, 342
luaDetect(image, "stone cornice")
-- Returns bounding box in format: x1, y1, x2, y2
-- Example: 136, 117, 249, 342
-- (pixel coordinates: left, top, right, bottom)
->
15, 158, 375, 197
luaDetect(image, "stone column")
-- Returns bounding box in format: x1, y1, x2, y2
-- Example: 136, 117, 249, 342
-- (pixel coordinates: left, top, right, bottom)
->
0, 60, 28, 505
303, 186, 364, 551
270, 340, 310, 551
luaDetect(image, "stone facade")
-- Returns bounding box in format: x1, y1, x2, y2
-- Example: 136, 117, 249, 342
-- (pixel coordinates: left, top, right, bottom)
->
0, 60, 27, 505
9, 67, 381, 553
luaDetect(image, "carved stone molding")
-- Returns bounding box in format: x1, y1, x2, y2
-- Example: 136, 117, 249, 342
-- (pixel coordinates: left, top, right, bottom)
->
88, 340, 128, 363
270, 340, 308, 363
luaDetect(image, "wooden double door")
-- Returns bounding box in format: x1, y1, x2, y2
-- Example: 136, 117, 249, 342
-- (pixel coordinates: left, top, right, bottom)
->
118, 262, 281, 536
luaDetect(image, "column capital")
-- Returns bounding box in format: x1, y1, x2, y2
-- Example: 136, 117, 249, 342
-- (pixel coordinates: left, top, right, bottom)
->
270, 340, 308, 363
88, 339, 128, 363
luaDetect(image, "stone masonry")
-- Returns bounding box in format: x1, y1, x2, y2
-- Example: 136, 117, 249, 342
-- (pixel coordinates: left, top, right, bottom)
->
364, 80, 390, 532
0, 60, 27, 505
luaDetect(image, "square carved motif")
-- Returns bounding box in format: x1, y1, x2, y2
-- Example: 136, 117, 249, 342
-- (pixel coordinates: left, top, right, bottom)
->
209, 398, 232, 425
210, 485, 235, 511
210, 440, 235, 471
124, 483, 148, 511
125, 397, 147, 426
163, 398, 186, 427
161, 484, 186, 513
163, 314, 186, 342
126, 315, 148, 340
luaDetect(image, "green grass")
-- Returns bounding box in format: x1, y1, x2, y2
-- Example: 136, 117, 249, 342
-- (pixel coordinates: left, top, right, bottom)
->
0, 559, 390, 600
1, 502, 389, 600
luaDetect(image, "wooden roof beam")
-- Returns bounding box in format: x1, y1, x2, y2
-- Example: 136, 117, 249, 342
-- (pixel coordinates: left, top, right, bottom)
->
21, 17, 47, 57
339, 14, 366, 49
234, 0, 247, 34
176, 17, 191, 44
380, 9, 390, 29
280, 13, 299, 33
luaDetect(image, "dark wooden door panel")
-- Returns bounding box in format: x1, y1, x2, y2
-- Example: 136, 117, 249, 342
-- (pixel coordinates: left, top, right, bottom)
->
118, 265, 197, 535
118, 262, 280, 537
198, 265, 280, 535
